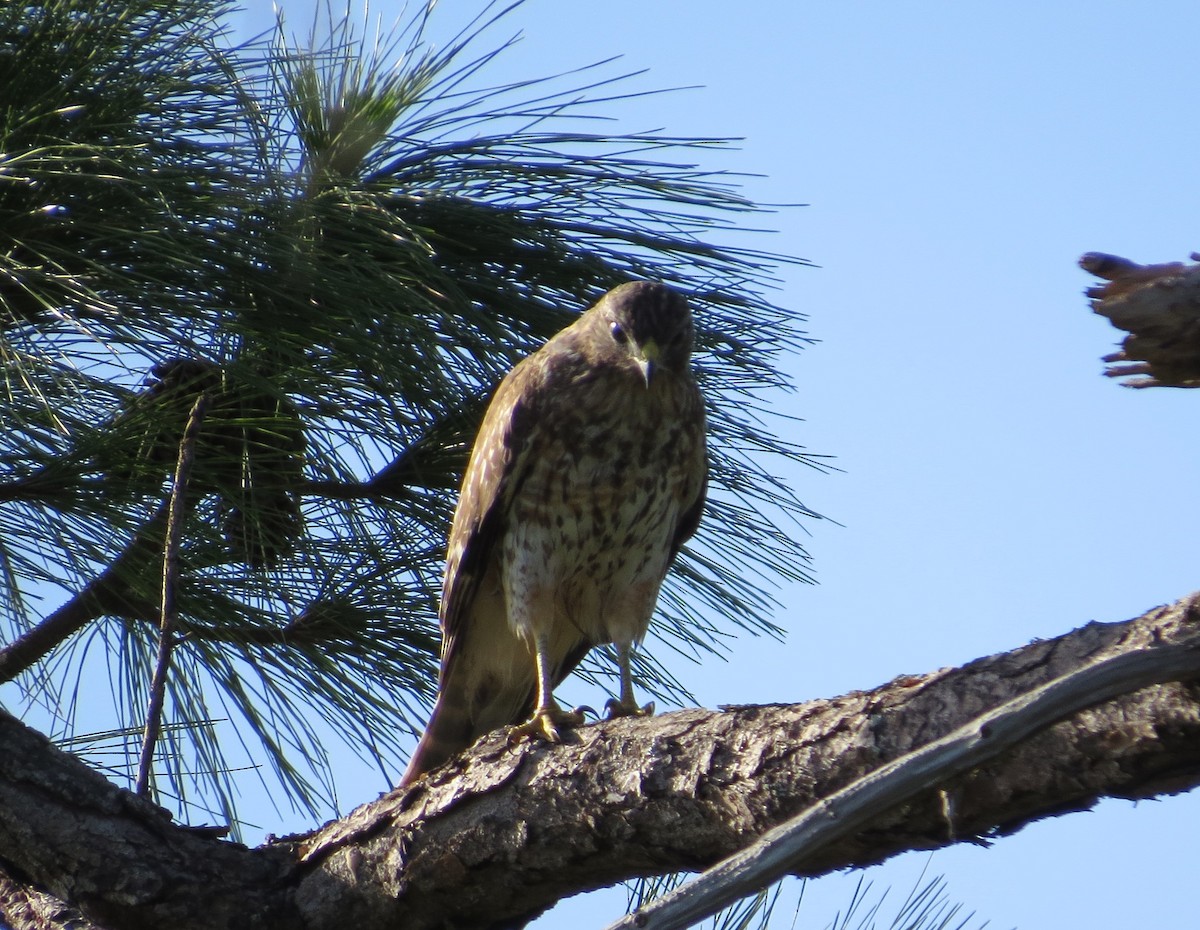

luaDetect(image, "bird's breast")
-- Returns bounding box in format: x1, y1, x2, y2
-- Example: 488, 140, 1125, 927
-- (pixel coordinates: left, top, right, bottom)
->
499, 371, 702, 646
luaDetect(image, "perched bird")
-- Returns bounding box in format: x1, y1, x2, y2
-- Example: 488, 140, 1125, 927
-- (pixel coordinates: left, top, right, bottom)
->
399, 281, 708, 786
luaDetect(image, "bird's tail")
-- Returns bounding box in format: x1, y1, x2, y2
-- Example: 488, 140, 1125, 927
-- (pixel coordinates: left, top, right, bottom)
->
399, 663, 541, 787
398, 688, 478, 787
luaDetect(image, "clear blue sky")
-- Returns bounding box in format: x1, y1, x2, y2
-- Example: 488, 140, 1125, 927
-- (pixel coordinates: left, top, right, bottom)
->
232, 2, 1200, 926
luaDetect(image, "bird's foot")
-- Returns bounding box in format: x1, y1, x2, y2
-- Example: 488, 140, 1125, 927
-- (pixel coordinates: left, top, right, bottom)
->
507, 702, 592, 745
604, 696, 655, 720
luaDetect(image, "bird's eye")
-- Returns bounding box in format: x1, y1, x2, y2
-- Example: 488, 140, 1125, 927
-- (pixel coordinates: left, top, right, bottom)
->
610, 322, 628, 344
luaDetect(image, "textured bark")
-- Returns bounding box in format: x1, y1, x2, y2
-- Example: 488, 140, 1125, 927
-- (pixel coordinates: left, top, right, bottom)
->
0, 713, 295, 930
0, 861, 104, 930
4, 594, 1200, 930
1081, 250, 1200, 387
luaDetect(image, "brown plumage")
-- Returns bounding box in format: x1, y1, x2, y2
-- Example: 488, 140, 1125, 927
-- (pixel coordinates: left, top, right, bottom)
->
399, 281, 708, 786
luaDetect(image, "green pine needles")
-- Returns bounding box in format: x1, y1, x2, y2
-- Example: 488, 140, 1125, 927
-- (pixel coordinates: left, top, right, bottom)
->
0, 0, 822, 832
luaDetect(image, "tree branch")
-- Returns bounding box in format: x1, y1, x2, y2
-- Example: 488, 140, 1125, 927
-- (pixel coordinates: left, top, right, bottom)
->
136, 392, 210, 797
4, 593, 1200, 930
608, 631, 1200, 930
1080, 251, 1200, 387
0, 708, 294, 930
0, 860, 104, 930
0, 503, 167, 684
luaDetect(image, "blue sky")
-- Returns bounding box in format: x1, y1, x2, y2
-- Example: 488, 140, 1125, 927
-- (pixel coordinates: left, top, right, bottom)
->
235, 2, 1200, 926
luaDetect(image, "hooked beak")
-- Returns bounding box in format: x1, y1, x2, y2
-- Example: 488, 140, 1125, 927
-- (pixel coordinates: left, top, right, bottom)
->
636, 338, 661, 388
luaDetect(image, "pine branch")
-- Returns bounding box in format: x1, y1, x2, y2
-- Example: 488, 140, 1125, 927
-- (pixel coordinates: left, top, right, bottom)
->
136, 392, 210, 797
0, 860, 104, 930
1081, 251, 1200, 387
0, 0, 819, 828
3, 591, 1200, 930
0, 503, 167, 684
609, 628, 1200, 930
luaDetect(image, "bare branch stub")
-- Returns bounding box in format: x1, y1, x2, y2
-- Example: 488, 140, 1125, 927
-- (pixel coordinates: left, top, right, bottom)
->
1081, 251, 1200, 387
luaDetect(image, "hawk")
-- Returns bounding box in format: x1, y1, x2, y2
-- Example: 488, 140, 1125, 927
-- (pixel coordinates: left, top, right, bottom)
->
398, 281, 708, 786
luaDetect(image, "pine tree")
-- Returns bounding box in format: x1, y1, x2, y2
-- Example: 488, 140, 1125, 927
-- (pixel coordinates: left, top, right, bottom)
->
0, 0, 818, 833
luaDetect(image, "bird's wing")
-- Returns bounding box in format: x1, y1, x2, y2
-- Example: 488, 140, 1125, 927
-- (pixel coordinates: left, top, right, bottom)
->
437, 356, 546, 684
669, 394, 709, 562
671, 460, 707, 561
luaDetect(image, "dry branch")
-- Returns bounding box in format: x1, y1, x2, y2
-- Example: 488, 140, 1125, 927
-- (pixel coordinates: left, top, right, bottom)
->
609, 630, 1200, 930
1081, 251, 1200, 387
4, 594, 1200, 930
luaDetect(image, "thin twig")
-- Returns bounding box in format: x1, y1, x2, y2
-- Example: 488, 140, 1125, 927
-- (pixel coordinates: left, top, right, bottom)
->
135, 393, 210, 798
607, 639, 1200, 930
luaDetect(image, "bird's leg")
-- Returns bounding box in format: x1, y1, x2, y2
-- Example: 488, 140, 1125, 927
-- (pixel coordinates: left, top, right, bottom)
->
604, 641, 655, 719
508, 633, 590, 745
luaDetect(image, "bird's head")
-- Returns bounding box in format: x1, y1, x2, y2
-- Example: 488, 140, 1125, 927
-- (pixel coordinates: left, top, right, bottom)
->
595, 281, 694, 387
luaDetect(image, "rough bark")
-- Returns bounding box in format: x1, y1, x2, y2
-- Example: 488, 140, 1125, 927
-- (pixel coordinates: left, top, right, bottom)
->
1081, 250, 1200, 387
0, 861, 104, 930
4, 594, 1200, 930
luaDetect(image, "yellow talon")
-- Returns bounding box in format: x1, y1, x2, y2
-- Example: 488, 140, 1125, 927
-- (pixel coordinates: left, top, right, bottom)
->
604, 697, 655, 720
507, 702, 590, 745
